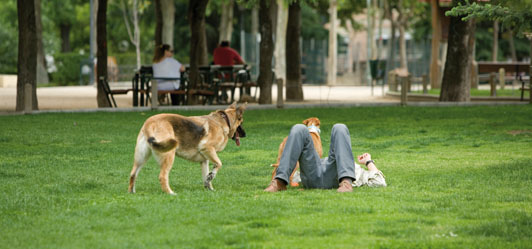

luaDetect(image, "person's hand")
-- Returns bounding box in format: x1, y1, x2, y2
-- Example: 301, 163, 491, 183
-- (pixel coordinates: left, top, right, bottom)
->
357, 153, 371, 164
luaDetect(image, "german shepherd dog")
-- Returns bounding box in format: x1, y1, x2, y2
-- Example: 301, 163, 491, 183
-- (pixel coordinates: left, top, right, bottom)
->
128, 102, 247, 194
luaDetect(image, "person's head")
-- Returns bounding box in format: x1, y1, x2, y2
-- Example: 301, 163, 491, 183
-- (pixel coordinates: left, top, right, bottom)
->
220, 41, 230, 47
153, 44, 173, 63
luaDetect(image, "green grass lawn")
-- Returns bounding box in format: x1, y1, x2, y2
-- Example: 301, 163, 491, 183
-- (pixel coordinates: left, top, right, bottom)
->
1, 105, 531, 248
413, 88, 526, 97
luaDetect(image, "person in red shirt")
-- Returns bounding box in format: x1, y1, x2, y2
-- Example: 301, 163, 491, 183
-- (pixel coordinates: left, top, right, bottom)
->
213, 41, 245, 66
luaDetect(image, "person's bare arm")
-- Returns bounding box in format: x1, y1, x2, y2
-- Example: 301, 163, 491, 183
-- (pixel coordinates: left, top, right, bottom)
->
357, 153, 379, 171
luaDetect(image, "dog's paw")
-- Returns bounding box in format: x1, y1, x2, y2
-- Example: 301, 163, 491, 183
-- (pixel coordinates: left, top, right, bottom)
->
204, 181, 214, 191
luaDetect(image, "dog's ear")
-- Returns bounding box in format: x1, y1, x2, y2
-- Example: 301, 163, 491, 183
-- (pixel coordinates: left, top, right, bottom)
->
236, 102, 247, 118
302, 118, 310, 126
229, 101, 237, 109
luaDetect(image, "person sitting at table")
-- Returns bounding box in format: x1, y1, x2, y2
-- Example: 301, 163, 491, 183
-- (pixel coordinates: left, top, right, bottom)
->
152, 44, 185, 105
213, 41, 245, 66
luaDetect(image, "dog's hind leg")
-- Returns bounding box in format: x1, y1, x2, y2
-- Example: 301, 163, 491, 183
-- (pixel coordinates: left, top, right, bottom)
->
154, 151, 176, 195
129, 135, 152, 193
201, 147, 222, 191
201, 160, 213, 190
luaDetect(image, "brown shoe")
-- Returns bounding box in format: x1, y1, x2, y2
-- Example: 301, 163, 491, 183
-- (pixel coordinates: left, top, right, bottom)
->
264, 179, 287, 192
337, 179, 353, 193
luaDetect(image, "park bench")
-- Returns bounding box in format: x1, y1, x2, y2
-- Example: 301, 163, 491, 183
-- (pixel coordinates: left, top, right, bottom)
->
100, 76, 133, 108
132, 66, 193, 107
477, 61, 530, 100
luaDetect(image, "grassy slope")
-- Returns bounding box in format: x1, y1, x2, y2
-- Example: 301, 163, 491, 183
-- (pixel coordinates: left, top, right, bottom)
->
0, 106, 531, 249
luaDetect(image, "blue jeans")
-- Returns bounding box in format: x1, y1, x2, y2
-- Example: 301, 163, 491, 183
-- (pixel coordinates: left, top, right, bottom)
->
275, 124, 356, 189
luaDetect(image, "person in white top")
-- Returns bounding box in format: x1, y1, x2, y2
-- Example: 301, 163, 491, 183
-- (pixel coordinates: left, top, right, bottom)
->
353, 153, 386, 187
152, 44, 185, 105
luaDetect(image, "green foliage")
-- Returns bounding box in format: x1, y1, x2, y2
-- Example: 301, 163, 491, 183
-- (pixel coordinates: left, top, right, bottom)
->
446, 0, 532, 36
474, 20, 531, 61
50, 53, 88, 86
0, 106, 531, 248
300, 2, 328, 40
0, 24, 17, 74
0, 1, 18, 74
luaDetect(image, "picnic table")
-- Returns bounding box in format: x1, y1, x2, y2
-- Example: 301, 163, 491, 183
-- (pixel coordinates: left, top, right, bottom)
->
477, 61, 530, 100
131, 64, 254, 107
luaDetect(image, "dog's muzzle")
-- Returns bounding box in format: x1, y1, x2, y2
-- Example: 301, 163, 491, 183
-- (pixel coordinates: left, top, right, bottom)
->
232, 125, 246, 146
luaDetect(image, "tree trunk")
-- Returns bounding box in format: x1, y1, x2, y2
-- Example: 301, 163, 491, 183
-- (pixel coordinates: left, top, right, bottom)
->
133, 0, 141, 69
161, 0, 175, 47
120, 0, 141, 69
257, 0, 274, 104
35, 0, 48, 84
508, 30, 517, 61
286, 0, 303, 101
274, 0, 288, 82
96, 0, 110, 107
199, 24, 209, 65
429, 0, 441, 89
154, 0, 162, 46
327, 0, 337, 85
397, 12, 408, 71
384, 0, 396, 81
60, 24, 72, 52
187, 0, 209, 105
219, 0, 234, 43
466, 20, 476, 89
16, 0, 39, 111
440, 3, 475, 102
492, 20, 498, 61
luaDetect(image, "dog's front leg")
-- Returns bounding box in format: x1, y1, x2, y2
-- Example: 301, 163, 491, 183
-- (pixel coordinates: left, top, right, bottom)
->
201, 147, 222, 191
200, 160, 213, 190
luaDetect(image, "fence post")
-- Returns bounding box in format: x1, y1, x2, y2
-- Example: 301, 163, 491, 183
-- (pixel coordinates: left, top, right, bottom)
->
499, 68, 505, 90
422, 74, 428, 94
400, 76, 408, 106
489, 72, 497, 97
276, 78, 284, 108
388, 71, 397, 91
151, 80, 158, 110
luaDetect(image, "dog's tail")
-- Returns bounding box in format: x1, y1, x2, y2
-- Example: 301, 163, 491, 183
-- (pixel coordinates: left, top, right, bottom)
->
147, 137, 178, 153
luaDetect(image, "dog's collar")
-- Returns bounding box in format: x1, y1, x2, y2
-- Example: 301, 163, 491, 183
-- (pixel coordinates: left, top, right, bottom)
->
308, 125, 320, 134
218, 111, 231, 129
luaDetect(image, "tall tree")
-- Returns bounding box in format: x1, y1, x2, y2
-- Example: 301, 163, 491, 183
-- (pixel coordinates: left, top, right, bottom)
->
16, 0, 39, 111
154, 0, 163, 46
119, 0, 141, 70
219, 0, 234, 43
96, 0, 110, 107
446, 0, 532, 103
492, 20, 499, 61
47, 0, 77, 52
35, 0, 49, 84
429, 0, 441, 88
274, 0, 288, 83
440, 0, 476, 102
257, 0, 274, 104
327, 0, 337, 85
285, 0, 303, 101
187, 0, 209, 104
161, 0, 175, 46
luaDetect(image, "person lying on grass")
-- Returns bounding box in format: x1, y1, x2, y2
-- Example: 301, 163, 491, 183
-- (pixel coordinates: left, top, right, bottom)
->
264, 124, 386, 193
